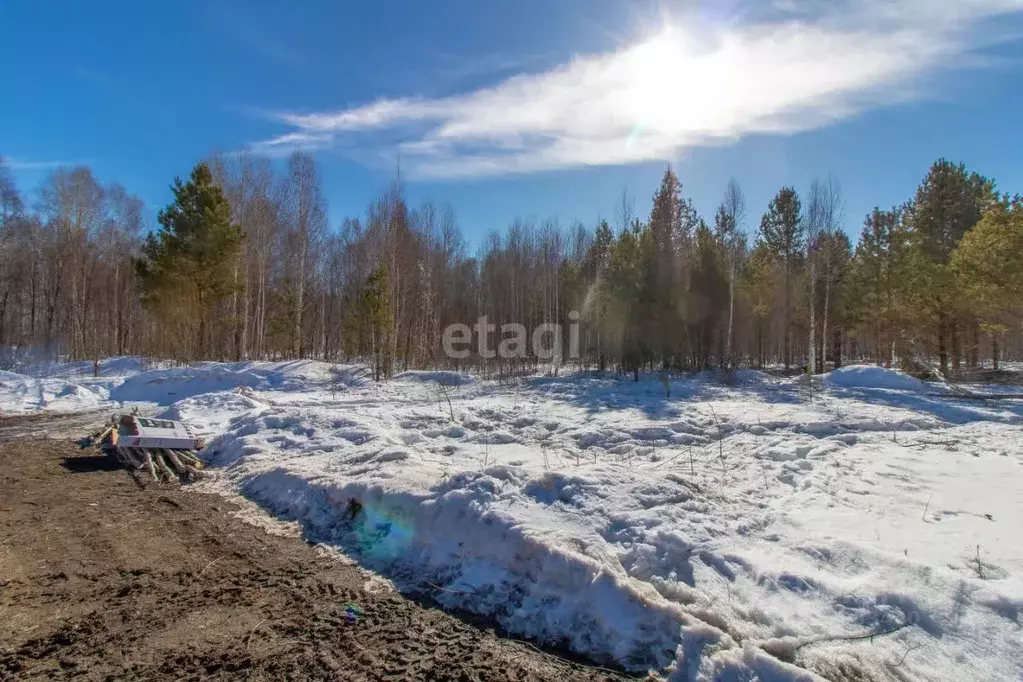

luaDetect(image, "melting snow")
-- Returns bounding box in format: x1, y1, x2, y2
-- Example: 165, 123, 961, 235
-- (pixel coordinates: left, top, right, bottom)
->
1, 359, 1021, 680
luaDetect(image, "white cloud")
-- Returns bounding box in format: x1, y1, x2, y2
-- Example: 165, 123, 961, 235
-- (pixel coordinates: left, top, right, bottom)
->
1, 157, 76, 171
248, 131, 334, 157
252, 0, 1023, 178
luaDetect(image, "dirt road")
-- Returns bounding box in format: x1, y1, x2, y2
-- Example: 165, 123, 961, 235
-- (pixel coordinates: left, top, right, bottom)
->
0, 414, 633, 681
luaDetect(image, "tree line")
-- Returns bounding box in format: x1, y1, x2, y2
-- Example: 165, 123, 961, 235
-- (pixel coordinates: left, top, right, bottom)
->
0, 152, 1020, 379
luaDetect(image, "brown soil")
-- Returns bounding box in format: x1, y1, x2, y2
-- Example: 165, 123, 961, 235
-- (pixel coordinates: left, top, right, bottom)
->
0, 414, 634, 681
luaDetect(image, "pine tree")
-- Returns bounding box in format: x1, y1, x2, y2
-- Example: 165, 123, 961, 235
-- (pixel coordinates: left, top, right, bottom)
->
760, 187, 803, 368
359, 264, 392, 381
585, 219, 615, 370
689, 221, 727, 367
136, 163, 243, 358
743, 243, 778, 368
607, 226, 647, 379
907, 160, 992, 374
951, 196, 1023, 369
647, 167, 683, 366
849, 207, 908, 366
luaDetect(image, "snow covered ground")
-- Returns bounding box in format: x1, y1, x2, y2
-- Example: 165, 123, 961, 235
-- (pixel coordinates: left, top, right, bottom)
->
1, 359, 1021, 680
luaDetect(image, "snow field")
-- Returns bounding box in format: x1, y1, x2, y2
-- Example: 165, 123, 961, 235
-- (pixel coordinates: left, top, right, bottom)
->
1, 359, 1021, 680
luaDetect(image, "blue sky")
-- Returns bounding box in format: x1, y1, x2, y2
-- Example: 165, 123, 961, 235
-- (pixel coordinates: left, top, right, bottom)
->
3, 0, 1023, 244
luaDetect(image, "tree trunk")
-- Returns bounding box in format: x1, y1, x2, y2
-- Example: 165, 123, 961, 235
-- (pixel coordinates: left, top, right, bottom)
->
808, 260, 816, 377
197, 288, 206, 360
726, 260, 735, 369
992, 334, 1000, 371
231, 257, 241, 361
113, 259, 121, 356
938, 313, 948, 376
951, 322, 961, 373
295, 246, 306, 358
876, 318, 883, 367
969, 320, 979, 368
784, 261, 791, 369
821, 276, 830, 372
319, 288, 327, 359
240, 256, 250, 360
832, 326, 842, 369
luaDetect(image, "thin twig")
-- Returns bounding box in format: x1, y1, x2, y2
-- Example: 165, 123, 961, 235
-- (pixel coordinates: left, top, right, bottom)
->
0, 531, 25, 547
246, 618, 270, 650
198, 555, 226, 577
889, 642, 925, 668
922, 491, 934, 521
423, 580, 476, 595
507, 636, 625, 676
911, 440, 961, 447
437, 383, 455, 421
792, 620, 914, 653
649, 450, 686, 470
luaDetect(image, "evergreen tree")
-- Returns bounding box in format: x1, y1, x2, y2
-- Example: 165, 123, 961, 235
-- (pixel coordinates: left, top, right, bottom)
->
906, 160, 992, 374
760, 187, 803, 368
358, 264, 392, 381
646, 167, 683, 365
137, 163, 243, 358
848, 207, 909, 366
689, 221, 727, 367
951, 197, 1023, 368
588, 219, 614, 275
607, 226, 647, 379
814, 230, 852, 370
585, 219, 615, 370
743, 243, 778, 368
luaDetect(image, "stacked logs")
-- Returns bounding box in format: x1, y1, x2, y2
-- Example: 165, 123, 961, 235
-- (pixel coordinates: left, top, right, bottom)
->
87, 421, 206, 484
113, 445, 205, 483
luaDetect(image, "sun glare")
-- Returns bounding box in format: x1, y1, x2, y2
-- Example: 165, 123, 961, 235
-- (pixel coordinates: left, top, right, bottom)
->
621, 27, 699, 139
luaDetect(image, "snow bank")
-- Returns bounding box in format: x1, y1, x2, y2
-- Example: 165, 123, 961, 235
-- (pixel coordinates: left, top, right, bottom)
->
0, 369, 110, 414
823, 365, 933, 392
199, 371, 1023, 680
209, 408, 701, 670
110, 366, 273, 405
22, 355, 159, 378
157, 390, 267, 435
109, 360, 361, 405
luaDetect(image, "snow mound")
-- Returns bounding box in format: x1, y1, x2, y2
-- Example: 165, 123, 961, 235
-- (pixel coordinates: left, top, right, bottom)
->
111, 366, 273, 405
16, 355, 166, 378
205, 407, 695, 673
198, 368, 1023, 681
0, 370, 109, 414
394, 370, 477, 387
823, 365, 932, 392
157, 390, 267, 435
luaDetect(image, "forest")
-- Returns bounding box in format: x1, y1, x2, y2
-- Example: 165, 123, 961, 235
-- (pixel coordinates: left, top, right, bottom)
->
0, 152, 1020, 379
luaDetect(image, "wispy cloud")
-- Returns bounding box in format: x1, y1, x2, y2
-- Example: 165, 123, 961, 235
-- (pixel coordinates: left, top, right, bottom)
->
2, 157, 77, 171
251, 0, 1023, 178
248, 131, 334, 157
